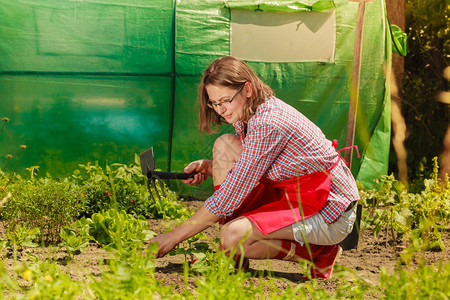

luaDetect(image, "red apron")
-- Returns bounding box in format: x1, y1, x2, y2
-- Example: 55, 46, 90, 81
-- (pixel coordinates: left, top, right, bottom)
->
219, 157, 342, 235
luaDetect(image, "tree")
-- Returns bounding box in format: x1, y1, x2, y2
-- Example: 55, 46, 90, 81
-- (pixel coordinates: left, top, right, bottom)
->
395, 0, 449, 182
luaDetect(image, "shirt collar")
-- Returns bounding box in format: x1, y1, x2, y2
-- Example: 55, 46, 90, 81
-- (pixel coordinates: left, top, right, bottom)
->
233, 121, 246, 137
233, 96, 273, 134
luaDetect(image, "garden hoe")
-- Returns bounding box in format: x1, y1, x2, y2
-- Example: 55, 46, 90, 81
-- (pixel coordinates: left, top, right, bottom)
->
140, 147, 196, 204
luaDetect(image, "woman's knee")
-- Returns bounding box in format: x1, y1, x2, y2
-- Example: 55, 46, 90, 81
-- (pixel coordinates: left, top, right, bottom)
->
212, 134, 243, 185
220, 217, 253, 250
213, 134, 242, 162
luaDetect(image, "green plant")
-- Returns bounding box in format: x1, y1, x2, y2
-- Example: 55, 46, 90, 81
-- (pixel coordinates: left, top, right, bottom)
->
0, 177, 86, 243
191, 250, 253, 298
1, 117, 10, 134
17, 258, 85, 299
359, 174, 411, 244
5, 225, 40, 260
74, 158, 191, 220
0, 144, 28, 191
74, 161, 126, 214
379, 261, 450, 299
331, 265, 376, 299
2, 154, 13, 173
359, 157, 449, 250
58, 225, 90, 261
88, 244, 174, 299
152, 188, 191, 220
26, 165, 40, 181
0, 260, 21, 297
169, 232, 212, 262
86, 209, 156, 258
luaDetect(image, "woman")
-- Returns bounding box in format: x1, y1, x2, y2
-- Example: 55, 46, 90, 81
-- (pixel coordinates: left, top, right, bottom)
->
150, 56, 359, 279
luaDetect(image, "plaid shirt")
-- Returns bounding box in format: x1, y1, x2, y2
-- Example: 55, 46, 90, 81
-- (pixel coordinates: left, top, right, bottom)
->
205, 96, 360, 224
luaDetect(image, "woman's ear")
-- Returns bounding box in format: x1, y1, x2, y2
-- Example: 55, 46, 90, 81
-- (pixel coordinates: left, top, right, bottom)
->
244, 81, 253, 98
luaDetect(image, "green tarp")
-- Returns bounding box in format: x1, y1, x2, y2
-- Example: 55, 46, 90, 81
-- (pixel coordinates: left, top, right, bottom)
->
0, 0, 391, 198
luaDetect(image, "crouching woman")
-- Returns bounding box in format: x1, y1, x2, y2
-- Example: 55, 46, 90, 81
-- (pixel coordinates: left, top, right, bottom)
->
149, 56, 359, 279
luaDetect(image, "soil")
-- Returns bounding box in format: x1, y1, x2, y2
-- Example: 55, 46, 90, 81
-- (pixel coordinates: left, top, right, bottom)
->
1, 200, 448, 296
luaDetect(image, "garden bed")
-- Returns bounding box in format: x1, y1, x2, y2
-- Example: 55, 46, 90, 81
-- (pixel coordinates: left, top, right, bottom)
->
1, 199, 448, 298
1, 162, 448, 298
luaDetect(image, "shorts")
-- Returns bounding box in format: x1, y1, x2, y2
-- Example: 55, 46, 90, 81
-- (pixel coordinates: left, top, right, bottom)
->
292, 203, 357, 246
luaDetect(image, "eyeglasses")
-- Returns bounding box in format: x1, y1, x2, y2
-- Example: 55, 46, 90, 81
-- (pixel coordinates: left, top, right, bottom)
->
207, 85, 244, 109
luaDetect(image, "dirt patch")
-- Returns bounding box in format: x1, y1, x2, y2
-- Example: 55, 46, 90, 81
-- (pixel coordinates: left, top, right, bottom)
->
1, 200, 448, 295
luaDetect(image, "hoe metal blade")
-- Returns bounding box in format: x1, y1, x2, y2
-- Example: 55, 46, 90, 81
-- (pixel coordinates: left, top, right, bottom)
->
140, 146, 194, 204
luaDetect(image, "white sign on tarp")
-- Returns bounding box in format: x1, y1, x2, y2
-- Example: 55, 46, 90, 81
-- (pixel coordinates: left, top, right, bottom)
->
231, 10, 336, 62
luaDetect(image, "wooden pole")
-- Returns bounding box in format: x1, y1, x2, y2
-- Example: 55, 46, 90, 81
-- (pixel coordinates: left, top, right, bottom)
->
344, 0, 373, 167
339, 0, 374, 251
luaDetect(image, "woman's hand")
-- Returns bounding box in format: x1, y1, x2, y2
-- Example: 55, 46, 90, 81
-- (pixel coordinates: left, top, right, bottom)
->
182, 159, 212, 185
148, 206, 220, 258
148, 231, 180, 258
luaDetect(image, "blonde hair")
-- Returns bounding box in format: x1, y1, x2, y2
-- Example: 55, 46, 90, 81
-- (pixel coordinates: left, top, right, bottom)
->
198, 56, 273, 134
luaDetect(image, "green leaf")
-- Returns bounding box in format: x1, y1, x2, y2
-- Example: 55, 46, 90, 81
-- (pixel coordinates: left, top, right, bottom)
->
94, 174, 103, 183
390, 24, 408, 56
